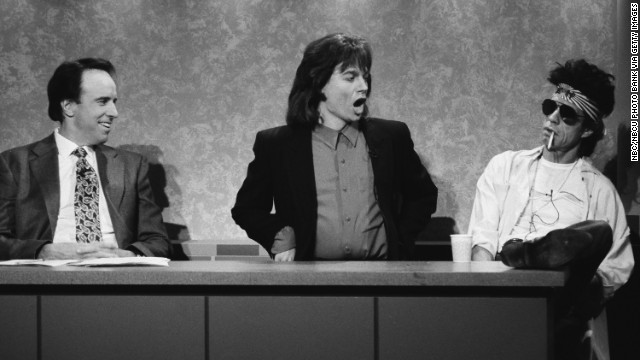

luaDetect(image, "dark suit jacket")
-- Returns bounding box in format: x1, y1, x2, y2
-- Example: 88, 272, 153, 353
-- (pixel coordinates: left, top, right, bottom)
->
231, 118, 438, 260
0, 134, 171, 259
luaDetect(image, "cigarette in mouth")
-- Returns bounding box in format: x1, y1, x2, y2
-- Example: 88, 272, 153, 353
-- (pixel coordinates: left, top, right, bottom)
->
547, 132, 554, 150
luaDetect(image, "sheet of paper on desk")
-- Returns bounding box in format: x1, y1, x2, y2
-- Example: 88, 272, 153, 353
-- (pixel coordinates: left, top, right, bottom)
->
68, 257, 170, 267
0, 259, 77, 267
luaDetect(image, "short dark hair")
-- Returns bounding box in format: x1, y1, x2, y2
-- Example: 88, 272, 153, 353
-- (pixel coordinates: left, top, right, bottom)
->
547, 59, 615, 157
47, 58, 116, 122
286, 33, 372, 129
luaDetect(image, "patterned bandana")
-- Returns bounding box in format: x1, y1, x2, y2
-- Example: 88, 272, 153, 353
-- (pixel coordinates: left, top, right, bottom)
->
550, 83, 603, 126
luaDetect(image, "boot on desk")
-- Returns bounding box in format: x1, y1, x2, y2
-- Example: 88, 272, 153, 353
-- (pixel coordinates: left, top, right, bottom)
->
499, 229, 592, 269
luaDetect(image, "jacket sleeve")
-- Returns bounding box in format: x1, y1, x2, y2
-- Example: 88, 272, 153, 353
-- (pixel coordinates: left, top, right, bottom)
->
397, 123, 438, 246
468, 154, 506, 258
231, 131, 287, 254
126, 155, 172, 258
592, 178, 635, 299
0, 152, 50, 260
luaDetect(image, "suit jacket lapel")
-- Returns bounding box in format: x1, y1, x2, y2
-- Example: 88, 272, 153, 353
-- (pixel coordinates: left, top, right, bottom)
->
362, 118, 393, 185
30, 135, 60, 235
285, 128, 317, 218
96, 146, 128, 246
96, 145, 124, 209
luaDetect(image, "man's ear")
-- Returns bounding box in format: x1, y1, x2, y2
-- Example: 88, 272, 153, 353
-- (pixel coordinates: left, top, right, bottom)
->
581, 128, 594, 139
61, 100, 76, 118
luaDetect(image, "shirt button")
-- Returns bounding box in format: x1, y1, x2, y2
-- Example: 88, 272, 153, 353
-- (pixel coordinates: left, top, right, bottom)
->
340, 159, 346, 164
345, 217, 351, 222
344, 246, 351, 253
342, 187, 347, 192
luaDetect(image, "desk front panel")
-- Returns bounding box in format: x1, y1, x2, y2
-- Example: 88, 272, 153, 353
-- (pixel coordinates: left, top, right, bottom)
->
379, 296, 549, 360
0, 261, 563, 359
0, 295, 38, 360
209, 296, 374, 360
41, 295, 205, 360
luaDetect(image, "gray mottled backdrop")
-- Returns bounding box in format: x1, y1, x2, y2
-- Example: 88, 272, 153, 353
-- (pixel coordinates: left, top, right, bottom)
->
0, 0, 618, 241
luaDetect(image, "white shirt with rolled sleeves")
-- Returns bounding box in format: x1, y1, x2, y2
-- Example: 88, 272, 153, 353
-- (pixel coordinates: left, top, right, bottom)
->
468, 146, 634, 299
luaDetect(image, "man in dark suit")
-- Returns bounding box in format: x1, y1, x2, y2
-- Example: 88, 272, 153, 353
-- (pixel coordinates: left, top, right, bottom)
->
232, 33, 438, 261
0, 58, 171, 259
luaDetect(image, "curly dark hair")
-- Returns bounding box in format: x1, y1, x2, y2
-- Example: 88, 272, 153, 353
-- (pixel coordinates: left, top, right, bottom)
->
286, 33, 372, 129
547, 59, 615, 157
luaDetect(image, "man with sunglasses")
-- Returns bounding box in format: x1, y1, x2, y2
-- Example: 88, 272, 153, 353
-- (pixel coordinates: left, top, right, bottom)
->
468, 59, 633, 359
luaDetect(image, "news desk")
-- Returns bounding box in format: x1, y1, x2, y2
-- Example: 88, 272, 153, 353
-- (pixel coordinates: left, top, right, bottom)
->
0, 261, 565, 360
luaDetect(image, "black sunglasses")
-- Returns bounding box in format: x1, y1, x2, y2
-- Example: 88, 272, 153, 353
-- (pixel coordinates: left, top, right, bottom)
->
541, 99, 583, 125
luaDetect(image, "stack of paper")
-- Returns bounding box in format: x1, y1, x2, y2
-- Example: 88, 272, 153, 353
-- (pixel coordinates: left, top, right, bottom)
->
0, 259, 76, 267
0, 257, 170, 267
69, 257, 170, 267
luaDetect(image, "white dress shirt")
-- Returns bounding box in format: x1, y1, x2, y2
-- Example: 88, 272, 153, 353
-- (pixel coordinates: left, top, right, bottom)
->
52, 129, 116, 245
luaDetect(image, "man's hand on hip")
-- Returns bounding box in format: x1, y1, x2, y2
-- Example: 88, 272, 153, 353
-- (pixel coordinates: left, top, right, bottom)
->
274, 248, 296, 262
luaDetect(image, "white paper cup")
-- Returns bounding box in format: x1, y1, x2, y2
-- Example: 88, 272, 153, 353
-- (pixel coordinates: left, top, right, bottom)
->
450, 234, 472, 262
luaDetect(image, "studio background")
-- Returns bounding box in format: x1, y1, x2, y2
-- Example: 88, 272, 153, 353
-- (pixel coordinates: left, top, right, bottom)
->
0, 0, 626, 243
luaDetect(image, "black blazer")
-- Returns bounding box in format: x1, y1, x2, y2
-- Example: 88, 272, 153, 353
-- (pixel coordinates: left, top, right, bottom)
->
231, 118, 438, 260
0, 134, 171, 259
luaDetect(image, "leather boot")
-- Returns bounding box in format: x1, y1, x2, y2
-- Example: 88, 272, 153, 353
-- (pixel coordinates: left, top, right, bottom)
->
499, 228, 592, 269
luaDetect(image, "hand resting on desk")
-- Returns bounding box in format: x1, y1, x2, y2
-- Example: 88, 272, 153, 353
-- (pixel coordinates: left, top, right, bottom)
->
38, 242, 135, 260
471, 246, 494, 261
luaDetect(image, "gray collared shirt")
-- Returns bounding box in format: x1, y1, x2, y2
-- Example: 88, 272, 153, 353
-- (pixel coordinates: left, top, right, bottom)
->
311, 122, 387, 259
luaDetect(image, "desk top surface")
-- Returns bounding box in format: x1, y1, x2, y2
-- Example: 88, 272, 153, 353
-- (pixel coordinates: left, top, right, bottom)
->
0, 260, 565, 287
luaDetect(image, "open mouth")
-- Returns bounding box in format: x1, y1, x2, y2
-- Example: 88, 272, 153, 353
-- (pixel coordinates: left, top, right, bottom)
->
353, 98, 366, 107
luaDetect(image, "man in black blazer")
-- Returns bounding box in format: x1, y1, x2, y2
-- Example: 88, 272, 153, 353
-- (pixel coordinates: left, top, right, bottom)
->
0, 58, 171, 259
232, 33, 437, 261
